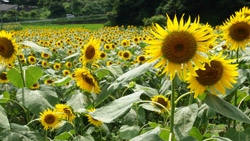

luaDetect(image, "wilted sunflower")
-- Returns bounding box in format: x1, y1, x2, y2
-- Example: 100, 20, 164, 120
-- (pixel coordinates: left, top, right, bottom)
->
145, 14, 215, 80
81, 37, 100, 64
28, 56, 36, 64
39, 109, 62, 131
122, 50, 132, 60
0, 30, 18, 65
65, 62, 72, 68
86, 108, 103, 127
151, 95, 170, 113
187, 53, 239, 98
221, 13, 250, 51
99, 51, 106, 59
73, 68, 101, 94
137, 55, 146, 64
30, 83, 39, 90
41, 52, 50, 59
53, 63, 61, 70
55, 104, 75, 124
41, 61, 48, 68
0, 72, 9, 83
63, 70, 70, 76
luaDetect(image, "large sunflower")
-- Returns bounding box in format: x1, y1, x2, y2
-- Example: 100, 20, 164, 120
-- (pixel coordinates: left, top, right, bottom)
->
81, 38, 100, 64
55, 104, 75, 124
145, 14, 215, 80
0, 30, 18, 65
187, 53, 239, 98
221, 13, 250, 51
86, 108, 103, 127
151, 95, 170, 113
73, 68, 101, 94
39, 109, 62, 131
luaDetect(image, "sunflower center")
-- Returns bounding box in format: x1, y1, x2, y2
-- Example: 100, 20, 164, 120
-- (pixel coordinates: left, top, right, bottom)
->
156, 97, 168, 109
139, 56, 145, 61
229, 22, 250, 41
63, 108, 71, 115
0, 73, 7, 80
0, 37, 15, 58
30, 58, 35, 62
162, 31, 197, 64
123, 52, 129, 58
85, 45, 95, 59
100, 53, 106, 58
83, 74, 95, 86
43, 53, 49, 57
196, 60, 223, 86
44, 114, 56, 124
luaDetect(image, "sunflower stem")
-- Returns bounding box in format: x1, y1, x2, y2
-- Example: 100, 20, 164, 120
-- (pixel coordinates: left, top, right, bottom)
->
45, 130, 48, 141
233, 48, 239, 129
174, 91, 192, 105
170, 76, 176, 140
188, 93, 194, 105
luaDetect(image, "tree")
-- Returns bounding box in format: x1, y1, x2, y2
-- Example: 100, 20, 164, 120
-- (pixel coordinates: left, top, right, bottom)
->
48, 2, 66, 18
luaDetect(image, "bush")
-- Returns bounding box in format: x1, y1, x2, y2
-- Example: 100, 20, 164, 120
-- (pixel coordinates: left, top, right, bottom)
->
143, 15, 167, 26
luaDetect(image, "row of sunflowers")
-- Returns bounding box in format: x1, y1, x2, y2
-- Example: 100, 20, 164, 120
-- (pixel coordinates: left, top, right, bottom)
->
0, 6, 250, 141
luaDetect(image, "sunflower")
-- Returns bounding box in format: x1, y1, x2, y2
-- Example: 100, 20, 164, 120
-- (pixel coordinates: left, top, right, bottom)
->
111, 43, 116, 49
55, 104, 75, 123
30, 83, 39, 90
118, 51, 123, 57
187, 53, 239, 98
137, 55, 146, 64
81, 37, 100, 64
122, 50, 132, 60
65, 62, 72, 68
41, 52, 50, 59
99, 51, 106, 59
133, 37, 140, 44
221, 13, 250, 51
144, 14, 215, 80
0, 30, 18, 65
54, 63, 61, 70
104, 44, 110, 50
121, 39, 129, 47
151, 95, 170, 113
86, 108, 103, 127
39, 109, 62, 131
63, 70, 70, 76
45, 79, 54, 85
73, 68, 101, 94
70, 73, 77, 79
51, 48, 57, 53
106, 61, 114, 66
41, 61, 48, 68
92, 63, 100, 69
21, 59, 26, 64
0, 72, 9, 83
18, 53, 24, 60
28, 56, 36, 64
67, 50, 73, 55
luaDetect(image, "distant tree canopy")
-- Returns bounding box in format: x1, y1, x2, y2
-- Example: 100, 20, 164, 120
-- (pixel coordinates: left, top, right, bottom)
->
48, 2, 66, 18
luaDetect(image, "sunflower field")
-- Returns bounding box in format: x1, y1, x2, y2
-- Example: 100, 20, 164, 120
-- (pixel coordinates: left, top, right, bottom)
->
1, 7, 250, 141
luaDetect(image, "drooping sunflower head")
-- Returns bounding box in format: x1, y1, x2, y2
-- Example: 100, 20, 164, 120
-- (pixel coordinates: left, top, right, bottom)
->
39, 108, 62, 131
53, 63, 61, 70
81, 37, 100, 64
0, 30, 18, 65
28, 56, 36, 65
187, 53, 239, 98
86, 108, 103, 127
122, 50, 132, 60
73, 68, 101, 94
144, 14, 215, 80
221, 13, 250, 51
151, 95, 170, 113
41, 52, 50, 59
30, 82, 39, 90
55, 104, 75, 123
0, 72, 8, 83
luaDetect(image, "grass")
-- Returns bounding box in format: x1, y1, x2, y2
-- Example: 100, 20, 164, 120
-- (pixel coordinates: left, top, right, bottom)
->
21, 23, 104, 30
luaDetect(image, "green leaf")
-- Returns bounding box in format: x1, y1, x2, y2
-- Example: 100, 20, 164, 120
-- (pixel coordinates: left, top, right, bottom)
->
107, 64, 123, 77
90, 91, 144, 123
189, 127, 203, 141
119, 125, 140, 139
95, 84, 112, 106
174, 103, 198, 140
63, 53, 80, 60
7, 68, 23, 88
212, 136, 233, 141
140, 103, 161, 113
0, 105, 10, 129
16, 85, 58, 116
96, 69, 110, 79
73, 134, 94, 141
180, 136, 199, 141
224, 128, 250, 141
25, 66, 43, 88
53, 76, 71, 86
159, 127, 170, 140
21, 41, 52, 55
54, 130, 74, 140
0, 123, 44, 141
56, 122, 74, 136
130, 126, 164, 141
205, 93, 250, 124
0, 91, 10, 103
66, 91, 88, 112
134, 84, 159, 97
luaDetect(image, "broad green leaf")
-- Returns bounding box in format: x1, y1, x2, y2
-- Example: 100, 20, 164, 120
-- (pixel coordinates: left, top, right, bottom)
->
63, 53, 80, 60
0, 91, 10, 103
21, 41, 52, 55
16, 85, 58, 116
205, 93, 250, 124
0, 105, 10, 129
90, 91, 144, 123
53, 76, 71, 86
121, 109, 137, 126
73, 134, 94, 141
95, 84, 112, 106
174, 103, 198, 140
180, 136, 198, 141
25, 66, 43, 88
0, 123, 44, 141
120, 125, 140, 139
7, 68, 23, 88
224, 128, 250, 141
159, 128, 170, 140
212, 136, 233, 141
55, 131, 74, 140
96, 69, 110, 79
56, 122, 74, 136
140, 103, 161, 113
116, 62, 155, 83
107, 64, 123, 77
130, 126, 164, 141
189, 127, 203, 141
66, 91, 88, 112
134, 84, 159, 97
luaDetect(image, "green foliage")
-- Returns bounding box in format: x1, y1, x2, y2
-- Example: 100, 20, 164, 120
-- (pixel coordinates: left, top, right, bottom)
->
143, 15, 167, 26
48, 2, 66, 18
